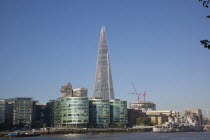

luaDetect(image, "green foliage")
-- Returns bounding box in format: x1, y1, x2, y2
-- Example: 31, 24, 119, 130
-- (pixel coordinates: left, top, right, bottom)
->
136, 117, 152, 125
116, 122, 122, 128
200, 40, 210, 49
14, 122, 25, 129
31, 121, 44, 128
199, 0, 210, 8
198, 0, 210, 49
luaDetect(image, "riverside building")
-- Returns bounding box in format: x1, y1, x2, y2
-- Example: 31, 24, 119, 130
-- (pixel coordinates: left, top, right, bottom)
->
94, 26, 115, 100
130, 101, 156, 114
184, 109, 203, 125
32, 101, 46, 124
54, 83, 89, 128
109, 99, 128, 127
0, 99, 5, 123
5, 97, 33, 127
89, 98, 110, 128
45, 100, 55, 127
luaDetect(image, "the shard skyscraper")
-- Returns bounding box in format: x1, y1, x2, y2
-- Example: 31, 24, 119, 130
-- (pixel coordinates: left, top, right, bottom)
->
94, 26, 115, 100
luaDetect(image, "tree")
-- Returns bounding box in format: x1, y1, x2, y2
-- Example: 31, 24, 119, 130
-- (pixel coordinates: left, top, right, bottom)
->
199, 0, 210, 8
200, 40, 210, 49
198, 0, 210, 49
116, 122, 122, 128
14, 122, 25, 129
136, 117, 152, 125
31, 121, 44, 128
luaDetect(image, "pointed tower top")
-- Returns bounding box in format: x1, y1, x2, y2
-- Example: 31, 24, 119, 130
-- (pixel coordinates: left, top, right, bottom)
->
101, 26, 105, 32
100, 26, 106, 42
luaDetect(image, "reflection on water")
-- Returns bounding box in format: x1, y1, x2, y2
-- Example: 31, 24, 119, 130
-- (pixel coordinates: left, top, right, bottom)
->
1, 131, 210, 140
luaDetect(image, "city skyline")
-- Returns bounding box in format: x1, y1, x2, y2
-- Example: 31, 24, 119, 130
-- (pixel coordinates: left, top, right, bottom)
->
0, 0, 210, 116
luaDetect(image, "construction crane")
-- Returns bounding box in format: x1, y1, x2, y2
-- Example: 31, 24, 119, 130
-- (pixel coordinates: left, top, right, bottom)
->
128, 82, 141, 101
128, 92, 141, 101
128, 82, 147, 102
142, 91, 147, 102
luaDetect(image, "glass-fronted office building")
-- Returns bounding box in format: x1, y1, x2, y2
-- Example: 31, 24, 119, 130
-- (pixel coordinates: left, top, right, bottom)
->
89, 98, 110, 128
54, 97, 89, 128
0, 99, 5, 123
45, 100, 55, 127
5, 97, 33, 127
110, 99, 128, 127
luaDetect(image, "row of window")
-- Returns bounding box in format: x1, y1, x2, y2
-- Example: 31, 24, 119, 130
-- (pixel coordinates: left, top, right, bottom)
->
89, 100, 109, 103
63, 114, 87, 117
62, 120, 88, 123
61, 98, 87, 101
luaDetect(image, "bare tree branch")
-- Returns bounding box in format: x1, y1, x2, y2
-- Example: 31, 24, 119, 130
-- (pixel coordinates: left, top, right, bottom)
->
198, 0, 210, 49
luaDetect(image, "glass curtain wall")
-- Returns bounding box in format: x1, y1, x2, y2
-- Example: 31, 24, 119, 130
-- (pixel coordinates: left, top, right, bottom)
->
89, 98, 110, 128
110, 100, 128, 128
54, 97, 88, 128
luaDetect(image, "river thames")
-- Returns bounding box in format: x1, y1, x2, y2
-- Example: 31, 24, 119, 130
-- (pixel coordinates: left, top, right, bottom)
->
1, 132, 210, 140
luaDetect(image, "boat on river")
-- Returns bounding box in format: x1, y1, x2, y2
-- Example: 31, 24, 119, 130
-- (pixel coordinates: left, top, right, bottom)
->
5, 132, 40, 138
153, 124, 203, 133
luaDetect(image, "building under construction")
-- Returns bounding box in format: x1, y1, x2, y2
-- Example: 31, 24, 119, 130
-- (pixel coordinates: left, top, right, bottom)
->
130, 101, 156, 114
128, 84, 156, 114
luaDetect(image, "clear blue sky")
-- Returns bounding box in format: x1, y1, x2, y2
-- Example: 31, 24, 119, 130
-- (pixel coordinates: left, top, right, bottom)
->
0, 0, 209, 116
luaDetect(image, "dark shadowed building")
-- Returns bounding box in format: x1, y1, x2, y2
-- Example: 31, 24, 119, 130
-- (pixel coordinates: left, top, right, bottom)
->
0, 99, 5, 124
127, 109, 146, 127
45, 100, 55, 127
5, 97, 33, 127
32, 101, 46, 125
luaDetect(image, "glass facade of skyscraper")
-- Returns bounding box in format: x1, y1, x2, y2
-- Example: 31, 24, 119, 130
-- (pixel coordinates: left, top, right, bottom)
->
94, 27, 115, 100
5, 98, 33, 127
54, 97, 89, 128
0, 99, 5, 124
110, 99, 128, 127
89, 98, 110, 128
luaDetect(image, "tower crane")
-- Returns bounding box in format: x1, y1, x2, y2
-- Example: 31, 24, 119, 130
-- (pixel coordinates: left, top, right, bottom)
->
128, 82, 147, 102
128, 82, 141, 101
142, 91, 147, 102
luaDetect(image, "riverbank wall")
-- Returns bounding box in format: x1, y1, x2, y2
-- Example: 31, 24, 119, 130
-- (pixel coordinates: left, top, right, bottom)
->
0, 128, 152, 137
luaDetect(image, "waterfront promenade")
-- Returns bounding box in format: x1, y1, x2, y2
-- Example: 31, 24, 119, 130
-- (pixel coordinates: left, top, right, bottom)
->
1, 125, 209, 137
1, 131, 210, 140
0, 127, 152, 137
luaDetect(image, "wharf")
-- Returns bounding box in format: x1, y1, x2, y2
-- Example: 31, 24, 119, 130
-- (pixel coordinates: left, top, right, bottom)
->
0, 127, 153, 137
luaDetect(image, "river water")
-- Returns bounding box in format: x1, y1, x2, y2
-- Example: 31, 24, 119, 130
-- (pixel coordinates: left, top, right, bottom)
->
1, 131, 210, 140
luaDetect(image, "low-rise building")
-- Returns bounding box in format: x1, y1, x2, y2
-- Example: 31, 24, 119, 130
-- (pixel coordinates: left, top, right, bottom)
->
147, 110, 180, 125
148, 112, 168, 125
127, 109, 146, 126
148, 110, 172, 116
147, 111, 171, 125
184, 109, 203, 125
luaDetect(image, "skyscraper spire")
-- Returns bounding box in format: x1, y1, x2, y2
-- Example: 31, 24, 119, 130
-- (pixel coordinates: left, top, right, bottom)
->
100, 26, 106, 42
94, 26, 115, 100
